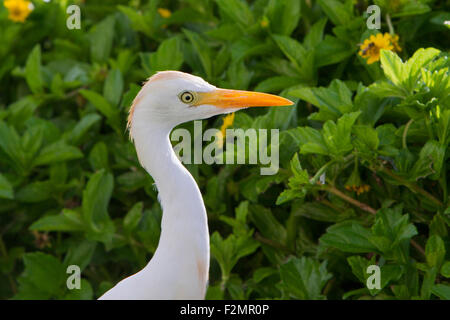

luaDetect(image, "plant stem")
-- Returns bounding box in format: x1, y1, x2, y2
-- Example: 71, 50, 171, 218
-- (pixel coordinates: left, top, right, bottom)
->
425, 116, 434, 140
66, 85, 88, 99
322, 185, 426, 257
381, 168, 443, 207
386, 14, 394, 34
254, 232, 293, 254
402, 119, 414, 149
410, 239, 426, 256
323, 278, 335, 296
323, 185, 377, 214
0, 236, 17, 294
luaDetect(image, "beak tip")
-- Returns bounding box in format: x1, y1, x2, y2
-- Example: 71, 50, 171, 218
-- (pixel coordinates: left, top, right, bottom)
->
279, 97, 294, 106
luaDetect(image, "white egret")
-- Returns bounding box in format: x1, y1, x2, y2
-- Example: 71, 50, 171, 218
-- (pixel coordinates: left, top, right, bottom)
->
99, 71, 293, 300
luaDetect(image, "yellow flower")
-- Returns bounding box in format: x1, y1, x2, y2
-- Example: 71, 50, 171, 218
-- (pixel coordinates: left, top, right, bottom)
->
157, 8, 171, 18
390, 34, 402, 52
4, 0, 33, 23
217, 112, 235, 147
358, 33, 401, 64
345, 184, 371, 195
345, 164, 370, 195
220, 112, 235, 136
260, 17, 269, 28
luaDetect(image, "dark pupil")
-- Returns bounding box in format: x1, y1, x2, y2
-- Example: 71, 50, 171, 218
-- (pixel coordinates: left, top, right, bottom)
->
183, 93, 192, 101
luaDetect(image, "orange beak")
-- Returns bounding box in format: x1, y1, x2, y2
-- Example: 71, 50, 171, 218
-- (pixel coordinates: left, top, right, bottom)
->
196, 89, 294, 109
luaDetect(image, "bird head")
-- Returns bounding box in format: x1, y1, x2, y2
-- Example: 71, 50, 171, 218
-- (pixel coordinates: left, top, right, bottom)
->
128, 71, 293, 136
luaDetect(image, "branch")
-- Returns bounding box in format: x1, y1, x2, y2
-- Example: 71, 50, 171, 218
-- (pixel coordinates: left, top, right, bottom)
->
381, 168, 443, 207
322, 185, 377, 214
321, 185, 426, 258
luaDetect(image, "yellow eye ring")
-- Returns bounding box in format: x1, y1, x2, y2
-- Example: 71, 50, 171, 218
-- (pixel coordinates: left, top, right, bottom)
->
179, 91, 195, 104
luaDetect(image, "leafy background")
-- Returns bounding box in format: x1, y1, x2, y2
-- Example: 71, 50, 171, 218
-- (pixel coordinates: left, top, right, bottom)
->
0, 0, 449, 300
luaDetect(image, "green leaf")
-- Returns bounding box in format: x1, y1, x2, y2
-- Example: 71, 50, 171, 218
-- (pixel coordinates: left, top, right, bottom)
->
63, 279, 93, 300
88, 142, 109, 171
353, 125, 379, 153
227, 61, 253, 90
392, 1, 431, 17
304, 18, 327, 49
122, 84, 141, 110
214, 0, 254, 30
322, 112, 361, 156
317, 0, 352, 25
254, 76, 300, 93
425, 235, 445, 268
249, 204, 287, 245
410, 140, 446, 181
22, 125, 44, 166
379, 48, 440, 92
441, 261, 450, 278
89, 16, 115, 63
183, 29, 213, 79
272, 35, 306, 73
15, 252, 65, 299
124, 202, 143, 233
103, 69, 124, 107
347, 255, 375, 283
347, 256, 403, 295
33, 141, 83, 167
369, 206, 418, 260
230, 38, 273, 62
70, 113, 102, 146
265, 0, 301, 36
7, 95, 40, 128
16, 181, 53, 203
117, 171, 148, 192
368, 81, 407, 98
404, 48, 441, 90
0, 120, 25, 169
279, 257, 332, 299
276, 188, 302, 205
315, 35, 354, 67
220, 201, 250, 235
288, 127, 329, 155
293, 202, 349, 222
0, 173, 14, 199
30, 209, 84, 232
431, 284, 450, 300
25, 45, 44, 94
63, 240, 97, 271
253, 267, 277, 284
320, 221, 377, 253
429, 213, 449, 238
79, 90, 116, 120
79, 89, 121, 132
289, 80, 354, 121
118, 5, 152, 37
210, 231, 259, 280
136, 207, 162, 253
140, 37, 184, 76
205, 285, 224, 300
82, 170, 115, 240
380, 50, 405, 87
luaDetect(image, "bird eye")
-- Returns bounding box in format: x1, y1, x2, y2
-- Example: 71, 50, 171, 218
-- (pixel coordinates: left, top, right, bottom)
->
179, 91, 195, 104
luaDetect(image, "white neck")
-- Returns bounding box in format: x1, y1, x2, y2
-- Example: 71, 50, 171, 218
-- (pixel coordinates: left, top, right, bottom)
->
131, 119, 210, 298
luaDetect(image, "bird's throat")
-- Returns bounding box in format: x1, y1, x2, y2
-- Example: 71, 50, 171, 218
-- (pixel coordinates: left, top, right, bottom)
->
132, 122, 210, 298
